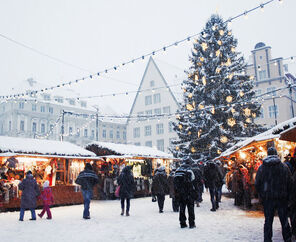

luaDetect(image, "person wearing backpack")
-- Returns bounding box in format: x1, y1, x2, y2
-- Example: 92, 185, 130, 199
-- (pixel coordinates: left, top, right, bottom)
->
174, 161, 196, 229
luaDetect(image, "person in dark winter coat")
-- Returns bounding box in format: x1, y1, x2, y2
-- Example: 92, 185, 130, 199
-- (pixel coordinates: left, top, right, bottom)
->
18, 171, 40, 221
191, 163, 204, 207
168, 168, 179, 212
75, 163, 99, 219
289, 148, 296, 240
117, 166, 134, 216
255, 147, 292, 242
204, 161, 223, 212
174, 162, 196, 228
152, 166, 169, 213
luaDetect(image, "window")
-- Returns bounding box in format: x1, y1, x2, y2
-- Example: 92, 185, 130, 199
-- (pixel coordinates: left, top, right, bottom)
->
258, 70, 267, 80
259, 108, 264, 118
123, 131, 126, 140
55, 97, 63, 103
91, 130, 95, 139
80, 101, 87, 108
116, 130, 120, 139
84, 129, 88, 137
153, 93, 161, 104
43, 94, 50, 100
20, 121, 25, 131
255, 89, 262, 97
169, 121, 174, 132
32, 104, 37, 111
137, 111, 145, 121
19, 102, 24, 109
145, 110, 152, 117
145, 141, 152, 147
49, 107, 53, 114
40, 106, 45, 112
9, 121, 11, 131
32, 122, 37, 132
145, 125, 152, 136
150, 80, 155, 87
134, 142, 141, 146
49, 124, 54, 132
145, 95, 152, 105
267, 87, 276, 97
154, 108, 161, 115
133, 127, 140, 138
102, 130, 106, 138
76, 128, 80, 137
41, 123, 45, 133
69, 127, 73, 136
163, 106, 171, 114
268, 105, 278, 118
109, 130, 113, 139
69, 99, 75, 105
156, 123, 164, 134
157, 139, 164, 151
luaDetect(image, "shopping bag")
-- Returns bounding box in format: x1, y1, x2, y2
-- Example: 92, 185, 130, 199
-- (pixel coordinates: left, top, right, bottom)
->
115, 186, 120, 198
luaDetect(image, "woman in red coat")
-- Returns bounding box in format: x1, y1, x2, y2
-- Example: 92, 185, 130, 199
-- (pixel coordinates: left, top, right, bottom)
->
38, 180, 54, 219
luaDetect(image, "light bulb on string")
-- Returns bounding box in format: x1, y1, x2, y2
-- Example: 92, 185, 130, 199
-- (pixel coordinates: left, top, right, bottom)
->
244, 11, 248, 19
279, 0, 283, 4
260, 4, 264, 12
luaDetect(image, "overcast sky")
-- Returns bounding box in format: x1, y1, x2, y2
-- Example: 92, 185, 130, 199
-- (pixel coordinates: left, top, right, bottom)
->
0, 0, 295, 115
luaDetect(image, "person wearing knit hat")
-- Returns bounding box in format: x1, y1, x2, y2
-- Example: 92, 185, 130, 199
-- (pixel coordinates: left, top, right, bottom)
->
38, 180, 54, 219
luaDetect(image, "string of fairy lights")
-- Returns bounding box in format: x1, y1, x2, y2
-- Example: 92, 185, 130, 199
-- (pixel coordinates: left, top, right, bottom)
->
0, 0, 284, 101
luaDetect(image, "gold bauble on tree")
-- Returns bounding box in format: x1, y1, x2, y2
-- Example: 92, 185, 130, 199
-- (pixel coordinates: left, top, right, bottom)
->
226, 95, 233, 103
227, 117, 236, 127
220, 136, 228, 143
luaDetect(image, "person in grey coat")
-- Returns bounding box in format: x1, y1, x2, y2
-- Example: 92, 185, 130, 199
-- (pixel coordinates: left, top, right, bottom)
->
18, 171, 40, 221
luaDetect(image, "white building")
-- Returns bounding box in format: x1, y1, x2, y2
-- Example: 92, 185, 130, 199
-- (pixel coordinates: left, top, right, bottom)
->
0, 79, 127, 146
126, 57, 182, 152
246, 42, 296, 128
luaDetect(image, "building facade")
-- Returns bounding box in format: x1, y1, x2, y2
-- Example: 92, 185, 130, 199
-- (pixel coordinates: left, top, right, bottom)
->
126, 57, 180, 152
246, 42, 296, 128
0, 81, 127, 146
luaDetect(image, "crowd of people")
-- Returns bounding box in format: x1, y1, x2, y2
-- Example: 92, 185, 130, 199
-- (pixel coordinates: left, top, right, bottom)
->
14, 147, 296, 240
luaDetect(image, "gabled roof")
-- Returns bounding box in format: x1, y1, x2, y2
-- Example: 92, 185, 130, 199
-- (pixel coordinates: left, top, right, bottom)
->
0, 136, 95, 157
127, 57, 182, 122
85, 141, 174, 159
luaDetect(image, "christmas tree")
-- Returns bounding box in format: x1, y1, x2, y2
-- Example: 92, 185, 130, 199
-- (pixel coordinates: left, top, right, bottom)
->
172, 14, 263, 163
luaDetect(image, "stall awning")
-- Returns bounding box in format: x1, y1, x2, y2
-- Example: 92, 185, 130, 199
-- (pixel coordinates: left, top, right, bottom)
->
280, 126, 296, 142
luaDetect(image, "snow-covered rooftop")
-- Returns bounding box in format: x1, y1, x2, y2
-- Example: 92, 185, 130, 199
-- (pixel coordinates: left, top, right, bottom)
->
86, 141, 174, 159
220, 117, 296, 157
0, 136, 95, 157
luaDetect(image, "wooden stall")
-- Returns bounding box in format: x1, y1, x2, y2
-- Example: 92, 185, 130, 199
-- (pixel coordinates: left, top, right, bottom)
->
0, 136, 98, 211
217, 117, 296, 200
85, 141, 178, 198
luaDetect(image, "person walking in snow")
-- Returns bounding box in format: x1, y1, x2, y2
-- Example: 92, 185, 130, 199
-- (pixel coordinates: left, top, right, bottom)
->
38, 180, 54, 219
204, 161, 223, 212
152, 166, 169, 213
168, 168, 179, 212
75, 163, 99, 219
191, 163, 204, 207
117, 166, 134, 216
174, 161, 196, 228
255, 147, 292, 242
18, 170, 40, 221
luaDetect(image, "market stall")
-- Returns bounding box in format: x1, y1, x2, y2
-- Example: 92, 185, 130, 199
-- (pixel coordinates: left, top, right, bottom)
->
218, 117, 296, 205
85, 141, 178, 198
0, 136, 98, 211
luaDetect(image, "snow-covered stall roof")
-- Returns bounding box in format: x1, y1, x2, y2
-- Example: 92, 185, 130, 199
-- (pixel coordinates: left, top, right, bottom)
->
0, 136, 95, 157
85, 141, 174, 159
220, 117, 296, 157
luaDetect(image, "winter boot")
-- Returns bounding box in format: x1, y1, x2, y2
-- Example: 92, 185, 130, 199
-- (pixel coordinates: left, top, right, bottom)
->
121, 209, 124, 216
210, 208, 216, 212
196, 202, 200, 207
180, 223, 188, 228
126, 211, 130, 216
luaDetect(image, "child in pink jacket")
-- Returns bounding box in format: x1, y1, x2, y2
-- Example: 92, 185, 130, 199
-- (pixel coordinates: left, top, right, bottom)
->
38, 180, 54, 219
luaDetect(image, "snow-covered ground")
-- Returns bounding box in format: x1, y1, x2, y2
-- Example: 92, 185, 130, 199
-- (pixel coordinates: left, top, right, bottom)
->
0, 191, 284, 242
